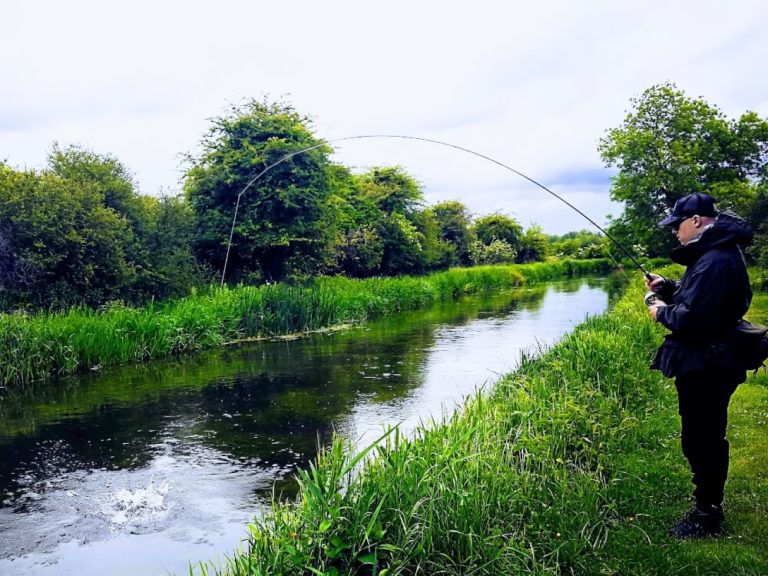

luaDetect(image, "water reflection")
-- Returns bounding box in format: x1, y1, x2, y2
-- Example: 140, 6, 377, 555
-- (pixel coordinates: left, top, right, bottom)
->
0, 278, 613, 576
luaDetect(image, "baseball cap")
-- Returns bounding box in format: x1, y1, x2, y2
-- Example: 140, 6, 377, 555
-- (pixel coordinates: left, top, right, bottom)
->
658, 193, 718, 227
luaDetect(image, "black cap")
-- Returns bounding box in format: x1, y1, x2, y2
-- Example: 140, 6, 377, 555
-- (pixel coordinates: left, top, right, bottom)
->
658, 193, 718, 227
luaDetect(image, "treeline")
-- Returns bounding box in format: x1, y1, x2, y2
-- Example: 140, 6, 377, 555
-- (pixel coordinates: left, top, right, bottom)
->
0, 101, 599, 312
4, 83, 766, 311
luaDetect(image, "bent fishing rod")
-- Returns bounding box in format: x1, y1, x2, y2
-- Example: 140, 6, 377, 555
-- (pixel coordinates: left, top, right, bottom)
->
220, 134, 654, 286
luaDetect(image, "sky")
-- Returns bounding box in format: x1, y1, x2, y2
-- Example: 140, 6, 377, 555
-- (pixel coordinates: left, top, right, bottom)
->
3, 0, 767, 235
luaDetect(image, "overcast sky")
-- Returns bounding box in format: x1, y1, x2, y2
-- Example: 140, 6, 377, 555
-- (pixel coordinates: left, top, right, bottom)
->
3, 0, 767, 234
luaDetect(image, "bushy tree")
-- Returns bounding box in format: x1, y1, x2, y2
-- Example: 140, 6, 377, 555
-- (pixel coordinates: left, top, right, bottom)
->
128, 194, 207, 300
0, 164, 134, 308
411, 208, 455, 272
49, 144, 140, 223
184, 99, 335, 283
473, 213, 523, 250
516, 224, 549, 263
0, 148, 205, 310
428, 200, 474, 266
353, 166, 432, 276
599, 82, 768, 256
357, 166, 423, 215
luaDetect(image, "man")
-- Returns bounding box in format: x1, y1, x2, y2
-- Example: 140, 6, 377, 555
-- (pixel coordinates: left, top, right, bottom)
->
644, 192, 753, 540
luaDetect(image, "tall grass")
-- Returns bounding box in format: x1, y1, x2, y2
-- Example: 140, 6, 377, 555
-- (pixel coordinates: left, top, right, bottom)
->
198, 268, 767, 576
0, 260, 611, 387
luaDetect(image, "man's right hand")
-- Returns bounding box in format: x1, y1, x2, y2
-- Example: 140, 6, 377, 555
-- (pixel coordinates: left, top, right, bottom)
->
644, 273, 665, 293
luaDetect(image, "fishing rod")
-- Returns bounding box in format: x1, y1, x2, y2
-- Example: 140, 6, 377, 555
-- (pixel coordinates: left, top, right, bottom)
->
220, 134, 655, 285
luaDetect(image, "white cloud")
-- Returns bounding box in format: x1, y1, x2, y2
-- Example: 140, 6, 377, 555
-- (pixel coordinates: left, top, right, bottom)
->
2, 0, 766, 233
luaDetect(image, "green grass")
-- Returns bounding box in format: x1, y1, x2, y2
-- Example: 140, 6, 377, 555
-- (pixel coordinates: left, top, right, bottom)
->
194, 268, 767, 576
0, 259, 611, 387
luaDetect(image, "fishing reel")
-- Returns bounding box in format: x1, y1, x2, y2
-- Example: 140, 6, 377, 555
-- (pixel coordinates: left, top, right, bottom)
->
643, 291, 663, 306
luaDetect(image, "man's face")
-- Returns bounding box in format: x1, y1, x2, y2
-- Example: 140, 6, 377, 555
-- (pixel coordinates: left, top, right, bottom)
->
672, 215, 700, 244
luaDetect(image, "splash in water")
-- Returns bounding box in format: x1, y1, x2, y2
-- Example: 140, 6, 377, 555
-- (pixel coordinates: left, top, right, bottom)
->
99, 480, 170, 528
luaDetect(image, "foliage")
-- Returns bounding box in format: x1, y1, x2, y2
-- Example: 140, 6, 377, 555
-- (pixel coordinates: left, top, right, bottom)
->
356, 166, 423, 216
130, 194, 207, 301
335, 226, 385, 278
473, 212, 523, 251
427, 200, 474, 267
184, 99, 336, 283
599, 82, 768, 256
469, 213, 526, 265
748, 184, 768, 269
0, 149, 205, 311
548, 229, 608, 259
516, 224, 549, 263
343, 166, 446, 276
0, 160, 134, 308
468, 238, 517, 265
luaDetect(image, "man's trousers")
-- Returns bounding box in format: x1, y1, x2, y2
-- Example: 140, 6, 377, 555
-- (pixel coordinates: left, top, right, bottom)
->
675, 366, 746, 508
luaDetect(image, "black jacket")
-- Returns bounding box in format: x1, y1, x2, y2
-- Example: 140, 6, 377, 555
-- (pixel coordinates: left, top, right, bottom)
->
651, 212, 753, 377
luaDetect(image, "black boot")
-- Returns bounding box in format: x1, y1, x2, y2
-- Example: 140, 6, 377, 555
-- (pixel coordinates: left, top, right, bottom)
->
669, 504, 725, 540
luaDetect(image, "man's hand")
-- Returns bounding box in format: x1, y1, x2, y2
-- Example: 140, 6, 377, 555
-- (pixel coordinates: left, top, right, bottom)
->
648, 302, 667, 321
644, 273, 665, 293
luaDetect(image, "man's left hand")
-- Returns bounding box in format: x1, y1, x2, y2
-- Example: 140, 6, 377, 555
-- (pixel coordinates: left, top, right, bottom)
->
648, 303, 666, 321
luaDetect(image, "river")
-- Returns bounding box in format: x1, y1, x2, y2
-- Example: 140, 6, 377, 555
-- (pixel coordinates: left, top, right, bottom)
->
0, 277, 615, 575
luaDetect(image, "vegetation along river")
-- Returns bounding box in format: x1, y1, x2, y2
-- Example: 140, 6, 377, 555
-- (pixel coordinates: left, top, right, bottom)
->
0, 277, 617, 575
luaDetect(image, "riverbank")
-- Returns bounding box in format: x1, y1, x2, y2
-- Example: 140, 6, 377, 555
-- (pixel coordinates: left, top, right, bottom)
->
208, 270, 767, 575
0, 259, 612, 387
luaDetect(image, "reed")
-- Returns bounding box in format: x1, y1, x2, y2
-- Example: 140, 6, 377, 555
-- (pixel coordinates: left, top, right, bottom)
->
0, 259, 611, 387
202, 268, 767, 576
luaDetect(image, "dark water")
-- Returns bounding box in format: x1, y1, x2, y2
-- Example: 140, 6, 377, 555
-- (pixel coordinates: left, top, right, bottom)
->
0, 278, 615, 575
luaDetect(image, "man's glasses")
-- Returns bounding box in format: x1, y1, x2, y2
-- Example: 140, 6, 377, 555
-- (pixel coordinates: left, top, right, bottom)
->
672, 216, 694, 232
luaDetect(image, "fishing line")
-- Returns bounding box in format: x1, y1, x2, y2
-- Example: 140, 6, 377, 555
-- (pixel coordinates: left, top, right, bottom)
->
220, 134, 653, 285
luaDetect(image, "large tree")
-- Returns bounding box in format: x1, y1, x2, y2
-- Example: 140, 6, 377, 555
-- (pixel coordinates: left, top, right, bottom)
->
184, 99, 335, 283
0, 163, 134, 308
599, 83, 768, 256
1, 147, 205, 310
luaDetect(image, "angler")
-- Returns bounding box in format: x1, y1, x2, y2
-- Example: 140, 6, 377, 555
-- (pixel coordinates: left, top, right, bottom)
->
644, 192, 756, 539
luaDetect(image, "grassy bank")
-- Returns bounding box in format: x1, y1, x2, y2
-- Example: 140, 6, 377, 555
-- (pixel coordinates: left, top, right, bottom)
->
0, 259, 611, 388
203, 270, 767, 575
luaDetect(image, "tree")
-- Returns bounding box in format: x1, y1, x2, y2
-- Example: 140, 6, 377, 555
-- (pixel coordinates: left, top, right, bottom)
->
428, 200, 473, 266
49, 144, 140, 222
327, 165, 386, 277
352, 166, 430, 276
0, 164, 134, 308
184, 99, 335, 283
357, 166, 423, 215
411, 208, 454, 271
1, 148, 206, 310
473, 213, 523, 251
516, 224, 549, 263
748, 184, 768, 269
599, 83, 768, 256
128, 194, 207, 300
